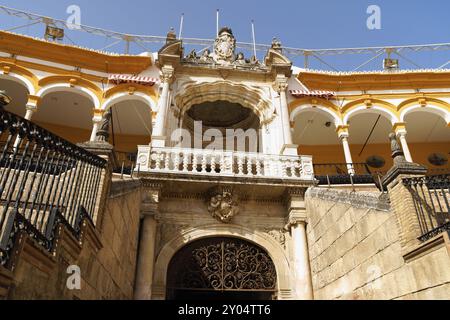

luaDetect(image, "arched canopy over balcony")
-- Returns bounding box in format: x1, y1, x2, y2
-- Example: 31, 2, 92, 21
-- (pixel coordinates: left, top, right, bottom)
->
179, 100, 261, 153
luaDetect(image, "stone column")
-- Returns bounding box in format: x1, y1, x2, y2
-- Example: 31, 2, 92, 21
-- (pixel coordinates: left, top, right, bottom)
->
286, 188, 314, 300
134, 215, 157, 300
394, 123, 413, 163
337, 125, 355, 174
152, 66, 174, 147
274, 76, 297, 155
291, 220, 314, 300
134, 185, 161, 300
24, 95, 41, 120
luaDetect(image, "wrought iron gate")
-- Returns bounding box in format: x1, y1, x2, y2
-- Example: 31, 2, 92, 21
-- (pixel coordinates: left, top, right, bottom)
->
167, 237, 277, 292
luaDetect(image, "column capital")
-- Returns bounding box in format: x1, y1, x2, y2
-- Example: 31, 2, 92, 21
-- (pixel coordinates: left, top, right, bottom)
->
284, 187, 307, 228
273, 75, 289, 93
92, 108, 105, 122
285, 215, 307, 230
142, 181, 164, 212
336, 125, 350, 140
26, 95, 41, 109
161, 65, 175, 83
393, 122, 407, 135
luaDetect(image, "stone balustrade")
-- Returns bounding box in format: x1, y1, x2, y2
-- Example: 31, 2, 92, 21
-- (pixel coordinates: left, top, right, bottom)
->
137, 146, 314, 181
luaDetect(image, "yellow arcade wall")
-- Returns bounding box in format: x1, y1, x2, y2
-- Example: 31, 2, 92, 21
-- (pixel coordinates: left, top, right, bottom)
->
300, 142, 450, 173
35, 122, 151, 153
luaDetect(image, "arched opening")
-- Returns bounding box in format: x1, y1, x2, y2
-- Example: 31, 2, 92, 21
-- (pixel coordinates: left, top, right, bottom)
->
108, 99, 153, 167
32, 91, 93, 143
166, 237, 277, 300
292, 109, 341, 163
404, 110, 450, 173
348, 112, 393, 173
180, 100, 261, 152
0, 77, 28, 117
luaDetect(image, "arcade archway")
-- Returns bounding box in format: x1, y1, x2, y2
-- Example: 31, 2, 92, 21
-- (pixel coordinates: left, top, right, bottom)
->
166, 237, 277, 300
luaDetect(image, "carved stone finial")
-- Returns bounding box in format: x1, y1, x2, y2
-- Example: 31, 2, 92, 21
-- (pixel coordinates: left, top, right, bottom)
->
389, 132, 406, 165
166, 27, 177, 44
96, 108, 112, 142
207, 186, 239, 223
271, 37, 283, 52
382, 133, 427, 187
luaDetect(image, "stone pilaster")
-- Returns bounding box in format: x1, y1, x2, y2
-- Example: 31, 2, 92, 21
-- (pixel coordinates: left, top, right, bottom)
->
77, 141, 115, 227
382, 133, 427, 253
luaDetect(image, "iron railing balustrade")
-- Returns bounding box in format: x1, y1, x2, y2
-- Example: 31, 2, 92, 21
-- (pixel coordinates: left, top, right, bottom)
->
0, 110, 107, 269
403, 174, 450, 242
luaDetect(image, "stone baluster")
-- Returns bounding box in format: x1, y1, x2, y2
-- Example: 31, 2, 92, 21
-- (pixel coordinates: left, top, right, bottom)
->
182, 151, 189, 172
155, 151, 162, 170
174, 152, 180, 172
163, 151, 170, 171
223, 152, 234, 175
247, 156, 253, 176
256, 157, 262, 176
201, 153, 207, 173
211, 153, 217, 173
192, 152, 198, 172
219, 153, 225, 173
237, 155, 244, 175
281, 158, 288, 177
291, 159, 297, 177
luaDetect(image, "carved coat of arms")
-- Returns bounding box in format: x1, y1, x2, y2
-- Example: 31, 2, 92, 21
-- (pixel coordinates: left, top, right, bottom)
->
207, 186, 239, 223
214, 27, 236, 63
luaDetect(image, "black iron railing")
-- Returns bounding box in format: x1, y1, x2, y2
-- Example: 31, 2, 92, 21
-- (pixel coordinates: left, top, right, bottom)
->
403, 174, 450, 242
113, 150, 137, 176
313, 163, 385, 189
0, 109, 107, 268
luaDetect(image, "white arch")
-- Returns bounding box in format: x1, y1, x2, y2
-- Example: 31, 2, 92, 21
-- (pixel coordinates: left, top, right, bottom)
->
102, 91, 156, 112
400, 104, 450, 124
290, 104, 343, 126
152, 224, 293, 300
343, 105, 399, 125
0, 73, 35, 95
37, 83, 100, 109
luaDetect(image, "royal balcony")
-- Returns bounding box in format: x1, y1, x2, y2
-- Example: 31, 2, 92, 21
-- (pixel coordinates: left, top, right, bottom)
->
136, 146, 315, 183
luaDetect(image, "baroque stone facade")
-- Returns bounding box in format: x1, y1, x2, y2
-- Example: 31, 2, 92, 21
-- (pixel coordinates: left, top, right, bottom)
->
0, 21, 449, 301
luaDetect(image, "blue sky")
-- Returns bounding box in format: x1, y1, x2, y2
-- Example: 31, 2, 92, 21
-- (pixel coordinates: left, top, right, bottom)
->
1, 0, 450, 70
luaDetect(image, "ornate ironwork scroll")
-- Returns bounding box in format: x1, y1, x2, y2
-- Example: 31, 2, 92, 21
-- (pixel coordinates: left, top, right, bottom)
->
167, 237, 277, 291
